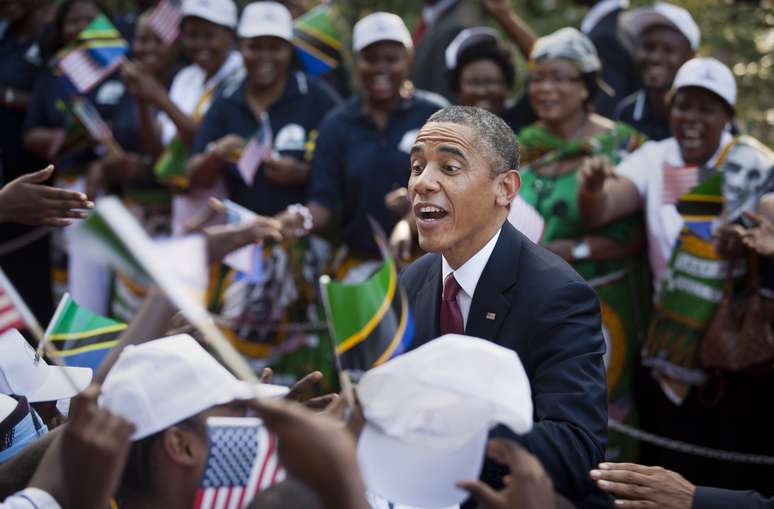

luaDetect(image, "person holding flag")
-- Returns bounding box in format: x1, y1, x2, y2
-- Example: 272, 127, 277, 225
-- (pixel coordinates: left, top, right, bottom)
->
21, 0, 128, 316
578, 57, 774, 497
126, 0, 243, 236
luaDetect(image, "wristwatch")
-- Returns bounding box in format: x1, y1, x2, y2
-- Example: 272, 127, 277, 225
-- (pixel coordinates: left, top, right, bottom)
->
571, 240, 591, 261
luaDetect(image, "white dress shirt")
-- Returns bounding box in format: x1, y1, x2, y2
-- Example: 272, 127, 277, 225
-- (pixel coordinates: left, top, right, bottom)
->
441, 228, 501, 330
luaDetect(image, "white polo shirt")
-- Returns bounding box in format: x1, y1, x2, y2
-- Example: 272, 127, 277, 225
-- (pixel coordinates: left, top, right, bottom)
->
159, 51, 244, 235
616, 132, 733, 293
159, 50, 244, 144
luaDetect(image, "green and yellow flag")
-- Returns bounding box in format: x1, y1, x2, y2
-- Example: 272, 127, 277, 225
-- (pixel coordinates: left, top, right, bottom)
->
293, 4, 343, 76
320, 219, 414, 374
46, 293, 127, 370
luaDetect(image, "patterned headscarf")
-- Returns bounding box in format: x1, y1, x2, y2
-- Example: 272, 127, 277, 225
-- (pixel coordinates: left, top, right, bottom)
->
529, 27, 601, 73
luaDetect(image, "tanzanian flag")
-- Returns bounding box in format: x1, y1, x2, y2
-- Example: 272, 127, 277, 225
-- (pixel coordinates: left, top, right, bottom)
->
154, 137, 190, 189
293, 5, 342, 76
58, 14, 128, 94
320, 219, 413, 373
46, 293, 127, 370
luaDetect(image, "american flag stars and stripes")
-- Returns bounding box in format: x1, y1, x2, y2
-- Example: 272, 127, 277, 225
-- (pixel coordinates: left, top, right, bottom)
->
236, 135, 272, 187
147, 0, 182, 46
193, 417, 285, 509
0, 285, 24, 334
59, 49, 113, 94
662, 163, 700, 204
508, 195, 545, 244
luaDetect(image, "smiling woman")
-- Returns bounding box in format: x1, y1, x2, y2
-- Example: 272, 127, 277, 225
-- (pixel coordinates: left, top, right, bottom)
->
517, 26, 650, 462
275, 11, 446, 277
578, 57, 774, 494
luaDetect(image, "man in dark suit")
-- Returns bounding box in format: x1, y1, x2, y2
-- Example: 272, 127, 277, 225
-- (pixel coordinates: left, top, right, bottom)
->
399, 105, 608, 502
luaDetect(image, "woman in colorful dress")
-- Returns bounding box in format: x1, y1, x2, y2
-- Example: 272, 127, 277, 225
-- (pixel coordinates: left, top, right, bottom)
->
579, 57, 774, 494
518, 27, 649, 461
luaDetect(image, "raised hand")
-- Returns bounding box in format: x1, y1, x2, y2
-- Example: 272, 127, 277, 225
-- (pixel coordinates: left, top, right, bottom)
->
29, 383, 135, 509
578, 155, 616, 196
247, 397, 370, 509
457, 438, 555, 509
741, 210, 774, 257
0, 165, 94, 227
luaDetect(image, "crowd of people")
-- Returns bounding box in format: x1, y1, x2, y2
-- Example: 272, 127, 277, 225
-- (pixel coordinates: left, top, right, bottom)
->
1, 0, 773, 508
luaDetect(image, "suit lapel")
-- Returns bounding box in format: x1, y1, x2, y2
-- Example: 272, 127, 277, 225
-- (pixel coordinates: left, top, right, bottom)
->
466, 224, 523, 344
412, 256, 442, 347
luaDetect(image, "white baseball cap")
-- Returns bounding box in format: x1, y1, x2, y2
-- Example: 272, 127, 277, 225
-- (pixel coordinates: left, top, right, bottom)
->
238, 2, 293, 41
99, 334, 288, 441
181, 0, 238, 30
445, 26, 500, 70
621, 2, 700, 50
0, 329, 92, 403
352, 12, 413, 53
673, 57, 737, 109
356, 335, 533, 507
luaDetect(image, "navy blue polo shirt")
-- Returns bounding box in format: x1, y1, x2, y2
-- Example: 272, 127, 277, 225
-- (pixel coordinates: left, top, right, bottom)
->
191, 71, 341, 216
614, 89, 670, 141
308, 91, 446, 257
0, 24, 43, 184
22, 66, 127, 172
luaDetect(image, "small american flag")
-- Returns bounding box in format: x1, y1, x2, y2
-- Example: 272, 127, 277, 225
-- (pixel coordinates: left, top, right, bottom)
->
147, 0, 182, 46
508, 195, 545, 244
59, 49, 118, 94
71, 97, 112, 142
193, 417, 285, 509
662, 163, 699, 204
237, 113, 273, 186
0, 285, 24, 334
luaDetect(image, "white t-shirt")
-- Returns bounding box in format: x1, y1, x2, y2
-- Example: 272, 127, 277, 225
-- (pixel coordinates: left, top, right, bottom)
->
616, 132, 733, 292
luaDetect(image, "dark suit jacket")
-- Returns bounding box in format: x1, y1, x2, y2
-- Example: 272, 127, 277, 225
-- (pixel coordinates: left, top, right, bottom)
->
693, 487, 774, 509
399, 222, 608, 501
587, 7, 638, 118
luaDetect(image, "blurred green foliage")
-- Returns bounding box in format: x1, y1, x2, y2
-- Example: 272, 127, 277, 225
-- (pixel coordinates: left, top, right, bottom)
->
107, 0, 772, 144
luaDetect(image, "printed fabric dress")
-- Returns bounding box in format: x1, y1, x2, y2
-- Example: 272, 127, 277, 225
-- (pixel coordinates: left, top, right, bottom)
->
518, 122, 649, 461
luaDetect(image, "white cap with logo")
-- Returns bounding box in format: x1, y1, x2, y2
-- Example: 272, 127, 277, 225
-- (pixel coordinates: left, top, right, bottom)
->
356, 334, 533, 507
0, 329, 92, 403
352, 12, 413, 53
621, 2, 701, 50
238, 1, 294, 41
181, 0, 238, 30
99, 334, 288, 441
673, 57, 737, 109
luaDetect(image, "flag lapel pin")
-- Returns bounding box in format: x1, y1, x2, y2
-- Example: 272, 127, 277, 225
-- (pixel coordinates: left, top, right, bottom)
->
486, 312, 496, 320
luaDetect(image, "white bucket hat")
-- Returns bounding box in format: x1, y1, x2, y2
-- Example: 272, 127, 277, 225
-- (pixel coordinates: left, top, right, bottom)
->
621, 2, 701, 50
356, 334, 533, 507
0, 329, 92, 403
673, 57, 736, 109
181, 0, 238, 29
352, 12, 413, 53
99, 334, 288, 440
238, 2, 294, 41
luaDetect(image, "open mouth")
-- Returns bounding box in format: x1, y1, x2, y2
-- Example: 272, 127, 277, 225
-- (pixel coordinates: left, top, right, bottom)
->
680, 126, 704, 150
414, 203, 448, 222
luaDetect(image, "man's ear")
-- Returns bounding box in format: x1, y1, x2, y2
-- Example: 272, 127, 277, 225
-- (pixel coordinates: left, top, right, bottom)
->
496, 170, 521, 207
161, 426, 201, 467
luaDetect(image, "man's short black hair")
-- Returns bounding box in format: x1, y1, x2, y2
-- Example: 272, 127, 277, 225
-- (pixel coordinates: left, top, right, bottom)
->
426, 105, 520, 176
